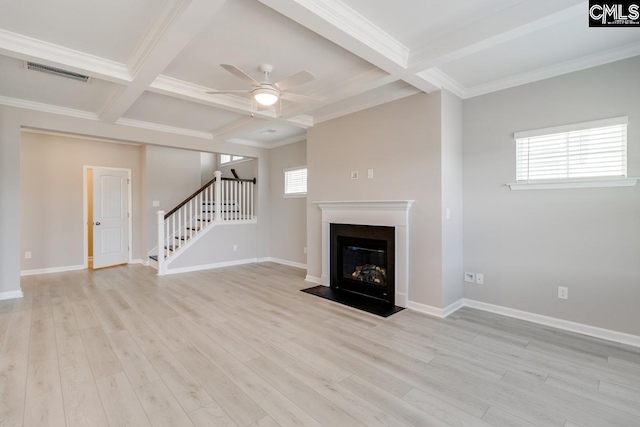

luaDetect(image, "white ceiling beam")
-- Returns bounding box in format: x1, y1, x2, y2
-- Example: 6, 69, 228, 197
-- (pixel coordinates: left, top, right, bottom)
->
99, 0, 228, 123
408, 0, 585, 72
257, 0, 441, 93
0, 29, 131, 84
149, 75, 314, 129
209, 117, 268, 142
258, 0, 587, 99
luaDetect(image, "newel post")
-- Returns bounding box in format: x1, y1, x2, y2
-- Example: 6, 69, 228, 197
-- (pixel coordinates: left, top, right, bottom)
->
214, 171, 222, 221
157, 210, 165, 276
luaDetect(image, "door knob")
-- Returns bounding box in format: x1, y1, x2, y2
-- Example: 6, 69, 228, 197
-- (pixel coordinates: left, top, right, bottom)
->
95, 222, 101, 226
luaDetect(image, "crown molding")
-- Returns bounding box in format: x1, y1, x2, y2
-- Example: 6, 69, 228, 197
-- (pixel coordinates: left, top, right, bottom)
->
268, 134, 307, 149
127, 0, 191, 77
314, 84, 420, 124
226, 138, 267, 148
465, 41, 640, 99
0, 95, 99, 120
21, 127, 142, 146
292, 0, 409, 67
227, 133, 307, 149
115, 117, 213, 140
417, 68, 467, 99
0, 29, 132, 84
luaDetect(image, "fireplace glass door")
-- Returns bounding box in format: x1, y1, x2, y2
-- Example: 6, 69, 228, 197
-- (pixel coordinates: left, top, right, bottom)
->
341, 239, 388, 288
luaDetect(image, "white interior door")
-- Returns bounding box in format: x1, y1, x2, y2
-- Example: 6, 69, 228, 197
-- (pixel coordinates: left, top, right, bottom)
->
93, 168, 129, 269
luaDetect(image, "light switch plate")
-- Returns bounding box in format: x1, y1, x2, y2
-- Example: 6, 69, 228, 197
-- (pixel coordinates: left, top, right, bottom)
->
368, 169, 374, 179
476, 273, 484, 285
152, 201, 160, 207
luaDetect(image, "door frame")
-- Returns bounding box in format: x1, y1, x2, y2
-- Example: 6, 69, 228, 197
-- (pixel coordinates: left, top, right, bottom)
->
83, 165, 133, 269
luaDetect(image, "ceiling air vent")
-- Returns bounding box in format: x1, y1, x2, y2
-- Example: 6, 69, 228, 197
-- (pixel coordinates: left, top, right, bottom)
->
25, 62, 91, 82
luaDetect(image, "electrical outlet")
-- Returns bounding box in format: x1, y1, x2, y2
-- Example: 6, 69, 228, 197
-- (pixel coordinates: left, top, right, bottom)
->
476, 273, 484, 285
558, 286, 568, 300
464, 272, 475, 283
303, 247, 307, 254
368, 169, 374, 179
25, 251, 32, 259
351, 171, 359, 179
233, 245, 238, 252
152, 201, 160, 207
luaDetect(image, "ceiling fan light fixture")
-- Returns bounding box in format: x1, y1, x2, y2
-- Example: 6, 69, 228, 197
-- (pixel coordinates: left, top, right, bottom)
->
253, 87, 279, 106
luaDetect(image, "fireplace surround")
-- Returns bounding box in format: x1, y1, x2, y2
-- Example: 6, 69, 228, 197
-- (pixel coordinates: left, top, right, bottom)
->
314, 200, 414, 308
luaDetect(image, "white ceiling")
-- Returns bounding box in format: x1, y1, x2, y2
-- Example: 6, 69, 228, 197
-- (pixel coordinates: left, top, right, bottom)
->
0, 0, 638, 149
341, 0, 523, 49
0, 0, 167, 63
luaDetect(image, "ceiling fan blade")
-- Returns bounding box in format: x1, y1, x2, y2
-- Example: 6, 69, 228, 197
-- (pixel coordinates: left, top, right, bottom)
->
220, 64, 261, 87
280, 92, 321, 104
274, 70, 315, 91
205, 90, 252, 94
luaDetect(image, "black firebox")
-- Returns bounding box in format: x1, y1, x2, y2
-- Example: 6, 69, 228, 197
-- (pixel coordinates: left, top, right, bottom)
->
330, 223, 395, 305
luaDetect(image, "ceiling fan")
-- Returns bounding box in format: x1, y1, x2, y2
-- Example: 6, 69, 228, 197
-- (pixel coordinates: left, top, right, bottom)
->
206, 64, 319, 110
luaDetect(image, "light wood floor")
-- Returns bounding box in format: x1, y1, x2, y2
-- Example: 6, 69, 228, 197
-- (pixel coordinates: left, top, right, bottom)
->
2, 263, 640, 427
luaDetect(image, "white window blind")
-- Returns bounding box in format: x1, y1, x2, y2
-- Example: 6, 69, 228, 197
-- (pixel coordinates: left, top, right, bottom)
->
284, 167, 307, 195
220, 155, 244, 164
516, 119, 627, 182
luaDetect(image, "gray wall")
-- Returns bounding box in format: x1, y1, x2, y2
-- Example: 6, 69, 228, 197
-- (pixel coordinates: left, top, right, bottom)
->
218, 157, 257, 180
200, 152, 217, 186
20, 132, 145, 269
168, 223, 257, 269
307, 93, 445, 307
441, 90, 464, 307
0, 108, 21, 296
269, 140, 307, 265
144, 145, 202, 254
463, 57, 640, 335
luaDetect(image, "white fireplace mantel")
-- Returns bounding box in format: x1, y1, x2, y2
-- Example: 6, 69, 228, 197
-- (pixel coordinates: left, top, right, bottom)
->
314, 200, 414, 307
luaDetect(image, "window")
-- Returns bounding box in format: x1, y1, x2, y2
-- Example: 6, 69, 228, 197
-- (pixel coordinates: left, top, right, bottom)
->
284, 167, 307, 196
220, 154, 244, 164
515, 117, 627, 183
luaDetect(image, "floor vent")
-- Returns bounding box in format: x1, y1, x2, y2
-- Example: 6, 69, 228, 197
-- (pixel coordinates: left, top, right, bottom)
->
25, 62, 91, 82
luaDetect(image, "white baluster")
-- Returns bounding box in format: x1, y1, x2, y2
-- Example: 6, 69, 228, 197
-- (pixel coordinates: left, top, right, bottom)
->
250, 183, 254, 219
157, 211, 165, 275
172, 215, 175, 256
214, 171, 222, 222
189, 198, 193, 239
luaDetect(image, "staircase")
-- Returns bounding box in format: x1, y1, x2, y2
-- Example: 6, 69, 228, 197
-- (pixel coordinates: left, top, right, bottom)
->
151, 170, 256, 275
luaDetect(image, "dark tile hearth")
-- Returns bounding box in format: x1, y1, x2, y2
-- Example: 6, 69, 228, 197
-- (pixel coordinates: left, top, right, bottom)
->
301, 285, 404, 317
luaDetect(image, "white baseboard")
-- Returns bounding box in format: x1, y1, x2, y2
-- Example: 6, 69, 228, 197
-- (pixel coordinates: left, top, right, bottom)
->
0, 290, 23, 300
130, 259, 149, 266
21, 264, 85, 276
259, 257, 307, 270
407, 301, 445, 318
463, 299, 640, 349
164, 258, 259, 275
305, 275, 324, 285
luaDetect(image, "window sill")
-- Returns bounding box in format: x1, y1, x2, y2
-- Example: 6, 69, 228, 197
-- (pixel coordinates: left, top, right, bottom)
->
507, 178, 638, 191
283, 193, 307, 198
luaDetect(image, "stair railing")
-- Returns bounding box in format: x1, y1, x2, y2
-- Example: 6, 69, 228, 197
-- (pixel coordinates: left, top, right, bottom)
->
155, 170, 256, 275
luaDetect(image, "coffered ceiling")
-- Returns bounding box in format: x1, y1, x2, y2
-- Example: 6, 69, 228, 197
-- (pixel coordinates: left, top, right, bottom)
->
0, 0, 638, 149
